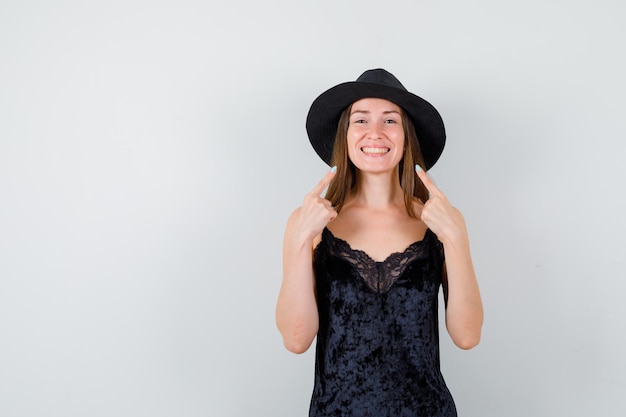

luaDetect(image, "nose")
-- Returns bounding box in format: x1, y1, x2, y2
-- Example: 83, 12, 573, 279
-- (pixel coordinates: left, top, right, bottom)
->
367, 120, 384, 139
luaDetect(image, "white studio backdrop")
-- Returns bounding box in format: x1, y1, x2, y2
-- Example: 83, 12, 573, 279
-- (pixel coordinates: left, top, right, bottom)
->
1, 1, 624, 416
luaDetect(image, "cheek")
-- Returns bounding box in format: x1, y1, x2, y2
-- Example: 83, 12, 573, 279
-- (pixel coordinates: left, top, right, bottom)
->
345, 136, 361, 162
346, 131, 359, 149
347, 143, 359, 161
346, 127, 358, 140
394, 132, 406, 150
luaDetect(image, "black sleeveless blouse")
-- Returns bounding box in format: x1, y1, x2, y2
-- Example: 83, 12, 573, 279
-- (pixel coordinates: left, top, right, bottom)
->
310, 227, 457, 417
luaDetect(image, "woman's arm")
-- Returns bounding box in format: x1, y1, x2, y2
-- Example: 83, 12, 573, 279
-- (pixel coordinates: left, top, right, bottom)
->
276, 208, 320, 353
439, 211, 483, 350
415, 166, 483, 349
276, 169, 337, 353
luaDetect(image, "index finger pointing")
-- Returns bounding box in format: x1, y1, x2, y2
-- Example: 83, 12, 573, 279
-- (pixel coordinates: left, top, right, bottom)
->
311, 165, 337, 197
415, 164, 441, 197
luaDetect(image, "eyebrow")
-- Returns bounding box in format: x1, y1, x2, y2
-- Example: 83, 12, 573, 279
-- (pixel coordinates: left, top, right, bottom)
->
350, 109, 401, 115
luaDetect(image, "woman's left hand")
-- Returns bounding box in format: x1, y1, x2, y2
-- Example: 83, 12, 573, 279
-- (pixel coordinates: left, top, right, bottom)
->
415, 166, 482, 350
415, 165, 467, 244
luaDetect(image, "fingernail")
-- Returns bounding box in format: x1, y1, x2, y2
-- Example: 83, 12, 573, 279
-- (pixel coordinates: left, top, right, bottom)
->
330, 165, 337, 173
415, 164, 423, 173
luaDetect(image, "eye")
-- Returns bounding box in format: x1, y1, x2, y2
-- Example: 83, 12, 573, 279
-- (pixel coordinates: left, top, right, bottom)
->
352, 119, 366, 124
384, 119, 398, 124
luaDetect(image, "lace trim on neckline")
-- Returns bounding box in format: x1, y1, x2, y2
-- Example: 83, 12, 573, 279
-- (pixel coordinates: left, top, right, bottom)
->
322, 228, 433, 293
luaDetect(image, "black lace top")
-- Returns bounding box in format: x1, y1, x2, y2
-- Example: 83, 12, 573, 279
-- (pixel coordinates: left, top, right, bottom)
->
310, 227, 457, 417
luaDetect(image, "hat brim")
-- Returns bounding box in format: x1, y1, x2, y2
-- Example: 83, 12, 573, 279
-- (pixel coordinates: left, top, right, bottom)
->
306, 81, 446, 170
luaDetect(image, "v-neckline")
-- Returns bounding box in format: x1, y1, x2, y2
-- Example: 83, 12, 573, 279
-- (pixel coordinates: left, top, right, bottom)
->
320, 227, 435, 294
322, 227, 432, 264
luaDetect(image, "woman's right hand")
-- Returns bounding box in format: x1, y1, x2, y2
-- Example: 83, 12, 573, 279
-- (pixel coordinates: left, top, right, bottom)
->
293, 167, 338, 242
277, 167, 337, 353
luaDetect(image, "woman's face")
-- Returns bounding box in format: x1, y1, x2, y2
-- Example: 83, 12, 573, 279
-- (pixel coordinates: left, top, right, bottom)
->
346, 98, 405, 173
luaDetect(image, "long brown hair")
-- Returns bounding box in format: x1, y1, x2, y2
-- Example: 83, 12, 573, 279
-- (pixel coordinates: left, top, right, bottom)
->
324, 104, 429, 218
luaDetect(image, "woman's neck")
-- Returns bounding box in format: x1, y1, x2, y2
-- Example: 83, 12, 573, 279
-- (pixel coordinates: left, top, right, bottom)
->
350, 170, 404, 209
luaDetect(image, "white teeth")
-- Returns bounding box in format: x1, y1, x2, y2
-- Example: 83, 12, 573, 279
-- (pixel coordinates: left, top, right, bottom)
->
361, 147, 389, 154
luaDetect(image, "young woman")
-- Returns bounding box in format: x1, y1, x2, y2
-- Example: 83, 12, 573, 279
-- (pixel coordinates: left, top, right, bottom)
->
276, 68, 483, 417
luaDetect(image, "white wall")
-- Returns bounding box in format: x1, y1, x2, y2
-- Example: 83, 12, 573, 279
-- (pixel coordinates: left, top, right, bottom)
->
1, 1, 624, 416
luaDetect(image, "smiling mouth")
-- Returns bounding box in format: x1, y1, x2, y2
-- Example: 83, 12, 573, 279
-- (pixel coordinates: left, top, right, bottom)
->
361, 147, 390, 155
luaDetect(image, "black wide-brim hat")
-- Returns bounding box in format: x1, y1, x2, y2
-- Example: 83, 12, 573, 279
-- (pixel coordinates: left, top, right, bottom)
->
305, 68, 446, 170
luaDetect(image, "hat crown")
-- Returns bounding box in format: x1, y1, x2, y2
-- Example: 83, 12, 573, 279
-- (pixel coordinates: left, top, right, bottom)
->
356, 68, 407, 92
